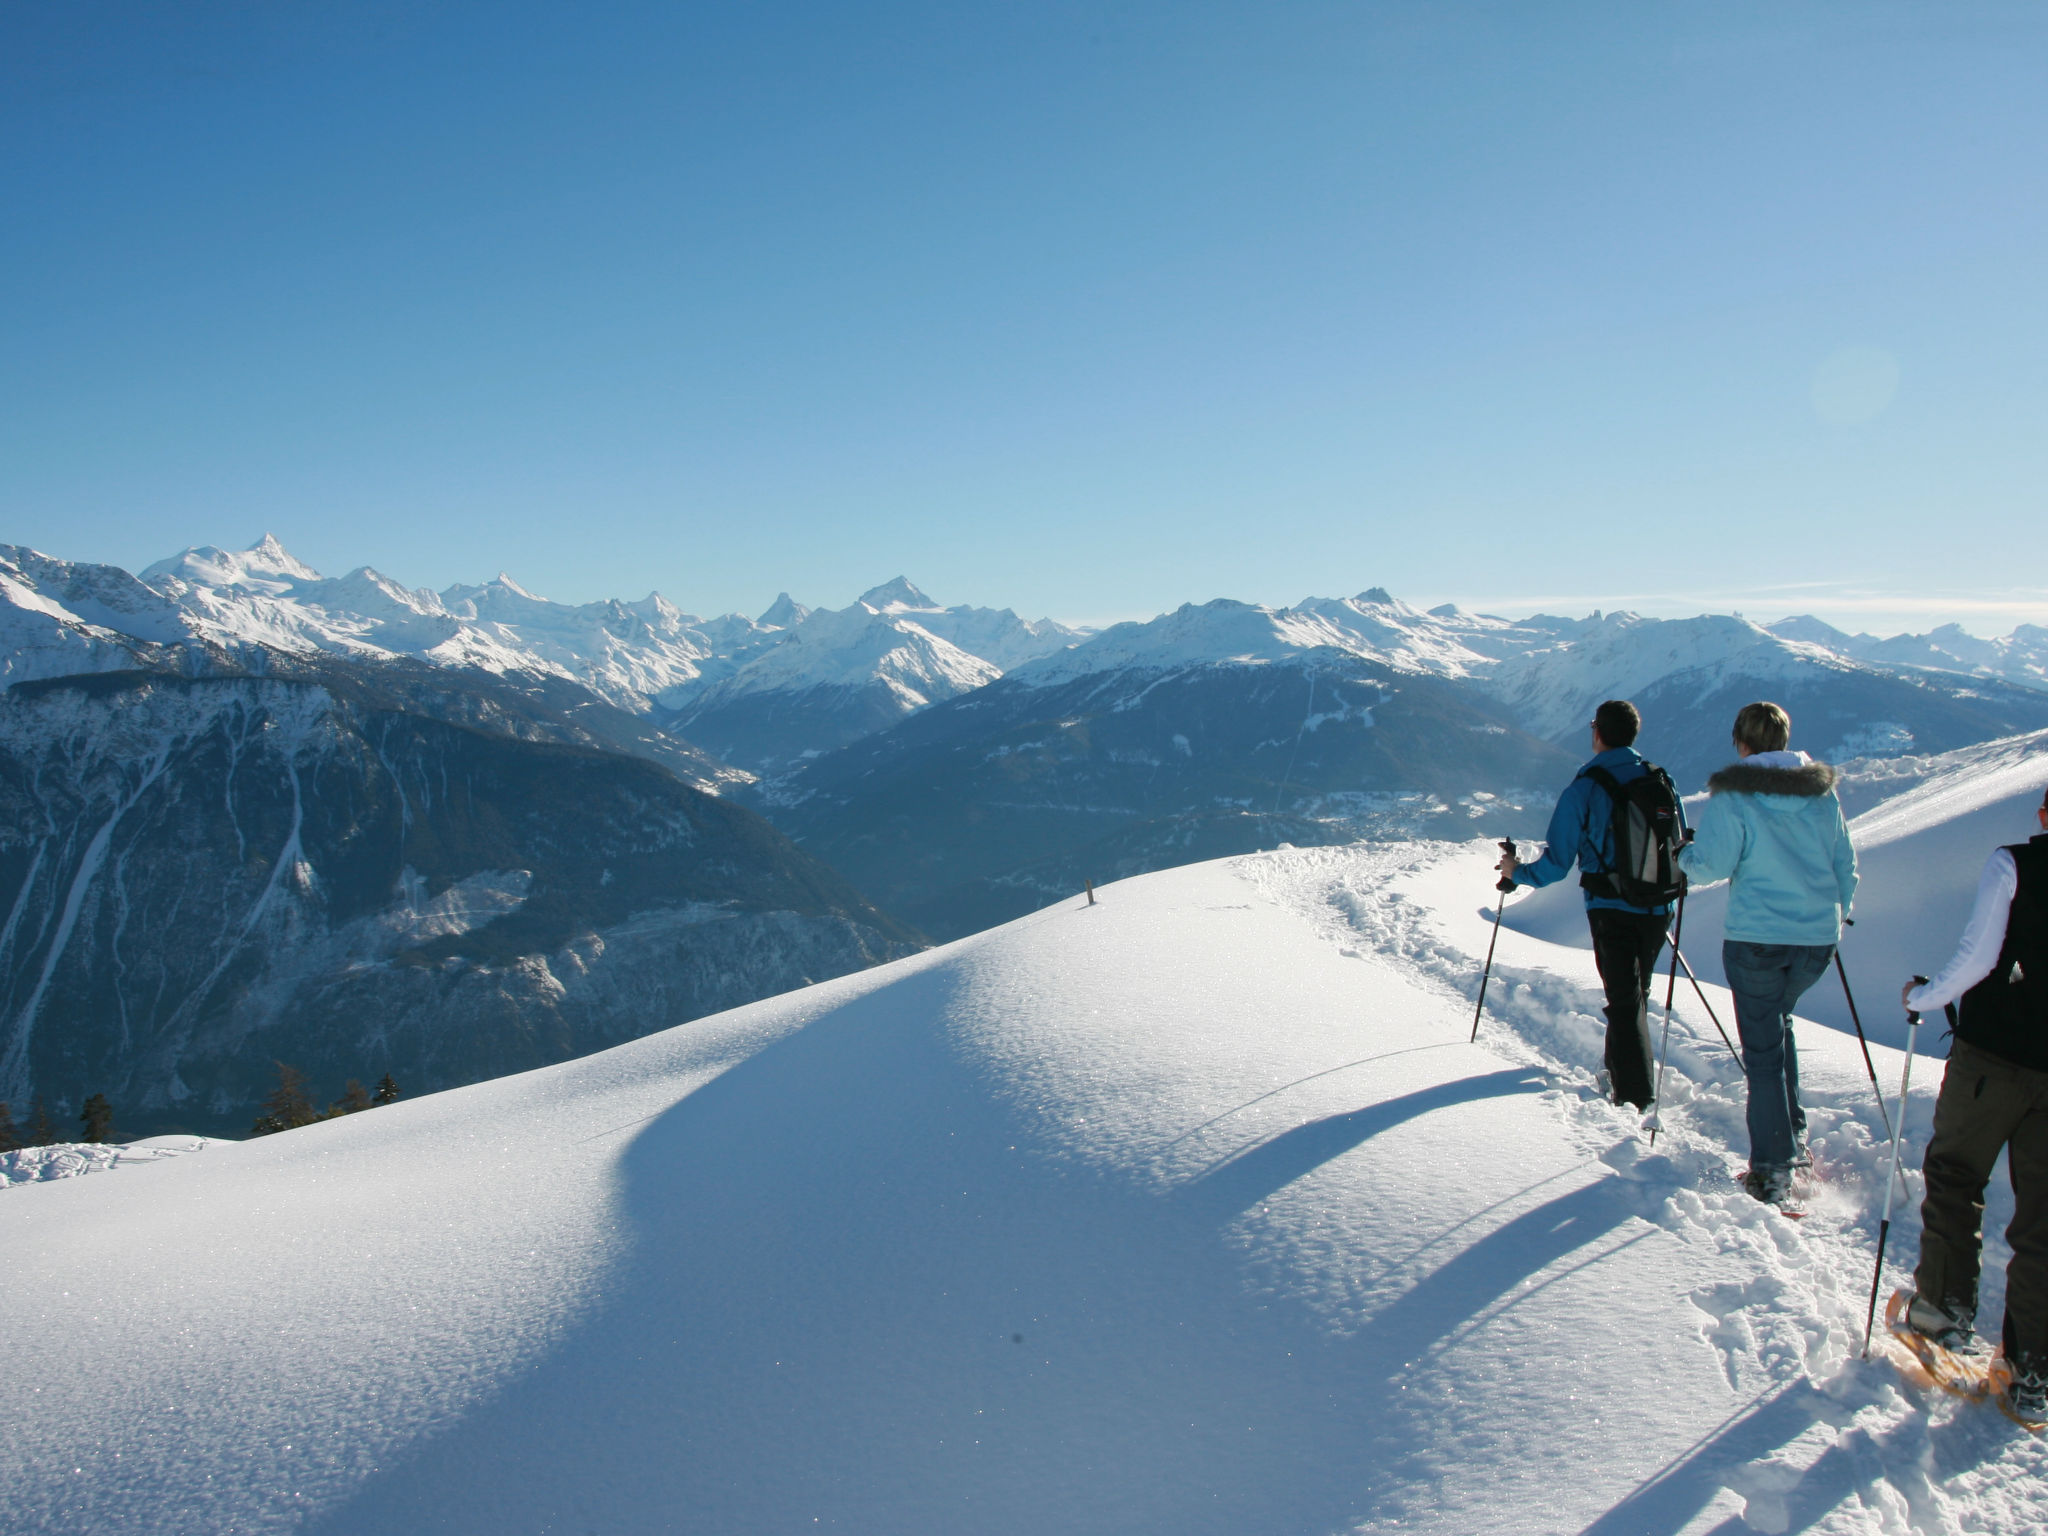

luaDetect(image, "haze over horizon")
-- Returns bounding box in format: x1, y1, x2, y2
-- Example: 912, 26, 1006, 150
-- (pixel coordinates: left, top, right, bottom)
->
6, 3, 2044, 637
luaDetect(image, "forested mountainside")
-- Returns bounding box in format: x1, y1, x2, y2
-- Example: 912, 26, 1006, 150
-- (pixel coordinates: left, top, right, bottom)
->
0, 668, 920, 1139
758, 653, 1580, 940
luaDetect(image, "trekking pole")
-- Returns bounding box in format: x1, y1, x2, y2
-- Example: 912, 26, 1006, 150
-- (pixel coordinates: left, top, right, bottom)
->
1862, 977, 1927, 1358
1471, 839, 1518, 1043
1833, 922, 1893, 1138
1665, 941, 1747, 1071
1647, 882, 1686, 1146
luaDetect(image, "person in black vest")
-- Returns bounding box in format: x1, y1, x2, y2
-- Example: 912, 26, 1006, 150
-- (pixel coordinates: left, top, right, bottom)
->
1497, 699, 1682, 1109
1898, 786, 2048, 1424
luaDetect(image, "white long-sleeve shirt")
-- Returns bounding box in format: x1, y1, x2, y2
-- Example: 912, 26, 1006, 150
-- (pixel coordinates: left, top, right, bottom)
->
1906, 848, 2018, 1013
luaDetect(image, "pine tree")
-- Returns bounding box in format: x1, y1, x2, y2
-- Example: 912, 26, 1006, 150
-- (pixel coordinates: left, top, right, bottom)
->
329, 1079, 372, 1117
372, 1073, 401, 1106
79, 1093, 114, 1144
0, 1101, 19, 1155
251, 1062, 318, 1136
28, 1098, 59, 1147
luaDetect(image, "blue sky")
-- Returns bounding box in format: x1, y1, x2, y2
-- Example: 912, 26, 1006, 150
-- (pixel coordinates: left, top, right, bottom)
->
4, 2, 2044, 632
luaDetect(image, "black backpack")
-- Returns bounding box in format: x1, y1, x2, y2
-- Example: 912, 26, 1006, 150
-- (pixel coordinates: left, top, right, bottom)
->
1579, 763, 1686, 908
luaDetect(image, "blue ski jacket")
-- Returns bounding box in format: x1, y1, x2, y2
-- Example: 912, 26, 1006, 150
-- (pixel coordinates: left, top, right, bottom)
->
1512, 746, 1684, 916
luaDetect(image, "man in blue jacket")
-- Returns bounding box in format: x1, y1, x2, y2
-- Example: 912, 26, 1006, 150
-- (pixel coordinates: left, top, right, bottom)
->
1497, 699, 1678, 1110
1678, 701, 1858, 1207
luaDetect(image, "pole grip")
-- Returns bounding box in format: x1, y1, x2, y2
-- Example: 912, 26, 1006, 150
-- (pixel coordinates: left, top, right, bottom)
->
1495, 838, 1518, 894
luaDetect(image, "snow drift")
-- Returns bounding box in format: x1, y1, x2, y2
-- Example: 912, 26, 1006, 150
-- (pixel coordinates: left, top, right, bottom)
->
4, 829, 2046, 1531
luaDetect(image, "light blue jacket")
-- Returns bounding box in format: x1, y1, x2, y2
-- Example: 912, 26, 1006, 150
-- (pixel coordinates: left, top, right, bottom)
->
1677, 754, 1858, 945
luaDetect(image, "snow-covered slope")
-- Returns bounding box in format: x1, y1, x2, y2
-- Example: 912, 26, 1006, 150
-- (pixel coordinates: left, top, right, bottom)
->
7, 833, 2040, 1533
0, 545, 210, 684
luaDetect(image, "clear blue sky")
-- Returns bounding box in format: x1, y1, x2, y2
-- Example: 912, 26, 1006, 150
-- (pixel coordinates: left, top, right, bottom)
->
5, 2, 2044, 633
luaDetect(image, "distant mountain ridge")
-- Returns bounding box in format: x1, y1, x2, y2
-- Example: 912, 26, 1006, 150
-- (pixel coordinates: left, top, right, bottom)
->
10, 533, 2048, 955
11, 536, 2047, 777
5, 539, 1092, 777
753, 593, 2048, 938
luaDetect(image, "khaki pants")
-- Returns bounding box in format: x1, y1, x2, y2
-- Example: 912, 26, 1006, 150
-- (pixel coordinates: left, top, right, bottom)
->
1915, 1038, 2048, 1370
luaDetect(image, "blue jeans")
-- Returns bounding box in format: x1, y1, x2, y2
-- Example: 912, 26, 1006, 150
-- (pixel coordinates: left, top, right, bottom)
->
1723, 940, 1835, 1171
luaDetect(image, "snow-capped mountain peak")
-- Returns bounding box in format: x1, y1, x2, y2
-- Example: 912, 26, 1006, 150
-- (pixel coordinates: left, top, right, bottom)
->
758, 592, 811, 629
142, 533, 322, 593
858, 576, 940, 613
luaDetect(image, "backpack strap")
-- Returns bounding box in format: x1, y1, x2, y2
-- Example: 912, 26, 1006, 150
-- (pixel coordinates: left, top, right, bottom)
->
1576, 764, 1625, 881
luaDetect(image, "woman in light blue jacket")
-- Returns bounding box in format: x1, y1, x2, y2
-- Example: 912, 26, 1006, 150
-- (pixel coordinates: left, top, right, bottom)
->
1678, 701, 1859, 1207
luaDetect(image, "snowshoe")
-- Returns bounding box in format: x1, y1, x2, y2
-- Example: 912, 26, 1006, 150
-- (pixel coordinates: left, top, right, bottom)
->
1883, 1290, 1990, 1399
1989, 1356, 2048, 1433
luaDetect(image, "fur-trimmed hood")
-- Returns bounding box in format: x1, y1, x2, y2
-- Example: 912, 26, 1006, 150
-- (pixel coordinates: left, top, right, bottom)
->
1705, 761, 1840, 798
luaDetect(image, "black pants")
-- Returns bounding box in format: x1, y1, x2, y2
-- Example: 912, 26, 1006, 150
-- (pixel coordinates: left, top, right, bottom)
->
1586, 907, 1666, 1110
1916, 1039, 2048, 1371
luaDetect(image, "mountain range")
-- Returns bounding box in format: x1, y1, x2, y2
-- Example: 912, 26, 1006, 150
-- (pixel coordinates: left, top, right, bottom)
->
7, 534, 2047, 1116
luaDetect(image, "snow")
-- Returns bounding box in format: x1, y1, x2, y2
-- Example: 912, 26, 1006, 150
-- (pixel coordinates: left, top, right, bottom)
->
7, 809, 2044, 1530
0, 1135, 227, 1188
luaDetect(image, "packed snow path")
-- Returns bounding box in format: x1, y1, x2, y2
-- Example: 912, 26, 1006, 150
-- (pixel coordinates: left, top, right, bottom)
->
3, 844, 2044, 1534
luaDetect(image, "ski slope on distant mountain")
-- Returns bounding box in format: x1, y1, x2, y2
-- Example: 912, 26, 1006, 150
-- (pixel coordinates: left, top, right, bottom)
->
7, 831, 2041, 1534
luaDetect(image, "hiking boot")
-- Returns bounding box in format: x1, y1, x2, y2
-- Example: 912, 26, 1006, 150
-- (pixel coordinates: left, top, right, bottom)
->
1741, 1166, 1794, 1207
1994, 1358, 2048, 1427
1902, 1292, 1977, 1352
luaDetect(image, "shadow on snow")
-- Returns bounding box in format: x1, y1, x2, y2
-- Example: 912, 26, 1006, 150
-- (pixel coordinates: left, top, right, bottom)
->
299, 963, 1932, 1535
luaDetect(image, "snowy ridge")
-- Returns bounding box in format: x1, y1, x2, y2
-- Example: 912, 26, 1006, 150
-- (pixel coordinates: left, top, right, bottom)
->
0, 545, 205, 685
1481, 611, 1849, 739
5, 827, 2042, 1531
1009, 595, 1855, 743
676, 598, 1001, 711
140, 540, 765, 711
674, 576, 1083, 711
1775, 615, 2048, 694
8, 539, 1086, 730
1844, 728, 2048, 853
1009, 592, 1508, 688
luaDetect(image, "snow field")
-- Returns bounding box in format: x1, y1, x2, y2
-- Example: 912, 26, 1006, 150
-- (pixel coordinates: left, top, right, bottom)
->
3, 839, 2046, 1533
1249, 839, 2045, 1533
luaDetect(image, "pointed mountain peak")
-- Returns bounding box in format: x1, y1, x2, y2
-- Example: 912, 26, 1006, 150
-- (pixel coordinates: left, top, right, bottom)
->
859, 577, 939, 613
1355, 587, 1397, 606
492, 572, 542, 601
759, 592, 812, 628
244, 533, 320, 580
